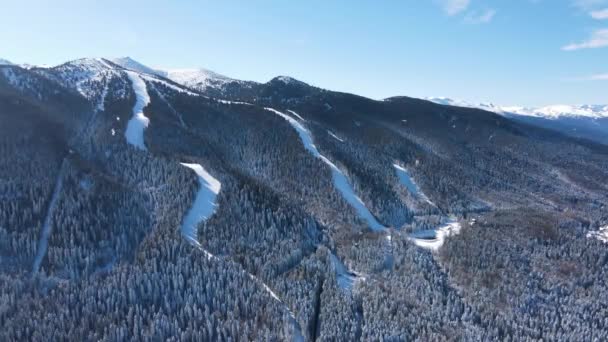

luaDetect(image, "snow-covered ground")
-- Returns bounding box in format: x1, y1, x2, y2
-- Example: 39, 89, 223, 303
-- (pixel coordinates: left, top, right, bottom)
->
329, 253, 364, 291
587, 225, 608, 244
266, 108, 385, 231
327, 130, 344, 142
393, 163, 435, 206
179, 163, 222, 259
287, 110, 306, 121
124, 71, 151, 150
408, 220, 462, 252
32, 160, 67, 274
140, 74, 199, 96
97, 79, 108, 112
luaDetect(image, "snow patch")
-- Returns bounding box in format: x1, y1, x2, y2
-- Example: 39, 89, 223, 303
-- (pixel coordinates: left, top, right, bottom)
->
165, 68, 236, 91
266, 108, 385, 231
587, 225, 608, 244
180, 163, 221, 259
124, 71, 151, 151
287, 110, 306, 122
111, 57, 162, 76
140, 74, 199, 96
330, 253, 363, 291
408, 220, 461, 252
217, 99, 254, 106
328, 131, 344, 142
393, 164, 435, 206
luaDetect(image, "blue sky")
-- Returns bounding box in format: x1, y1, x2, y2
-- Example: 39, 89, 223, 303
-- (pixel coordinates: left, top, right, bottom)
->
1, 0, 606, 106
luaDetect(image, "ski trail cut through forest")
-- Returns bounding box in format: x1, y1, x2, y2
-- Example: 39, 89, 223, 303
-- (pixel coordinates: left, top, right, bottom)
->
330, 252, 364, 291
152, 84, 187, 128
179, 163, 303, 340
393, 163, 436, 206
179, 163, 221, 259
125, 71, 151, 150
32, 159, 67, 274
265, 108, 385, 231
247, 273, 304, 342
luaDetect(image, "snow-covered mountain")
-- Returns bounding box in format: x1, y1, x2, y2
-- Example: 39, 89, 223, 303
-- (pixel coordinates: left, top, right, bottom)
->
163, 68, 236, 91
0, 58, 12, 66
2, 54, 608, 341
426, 97, 608, 144
110, 57, 162, 76
501, 104, 608, 119
425, 97, 608, 119
111, 57, 253, 94
424, 97, 504, 113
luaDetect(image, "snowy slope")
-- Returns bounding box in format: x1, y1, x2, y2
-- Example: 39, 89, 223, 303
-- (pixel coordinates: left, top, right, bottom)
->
111, 57, 163, 76
266, 108, 385, 231
124, 71, 151, 150
180, 163, 222, 259
164, 68, 233, 90
408, 220, 462, 252
587, 225, 608, 244
35, 58, 128, 110
110, 56, 245, 93
393, 164, 435, 206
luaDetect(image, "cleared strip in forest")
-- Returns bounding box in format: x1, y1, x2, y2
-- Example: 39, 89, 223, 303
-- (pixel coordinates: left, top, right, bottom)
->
265, 107, 385, 232
179, 163, 221, 259
152, 84, 187, 129
179, 162, 303, 340
393, 163, 436, 207
124, 71, 151, 150
32, 159, 67, 274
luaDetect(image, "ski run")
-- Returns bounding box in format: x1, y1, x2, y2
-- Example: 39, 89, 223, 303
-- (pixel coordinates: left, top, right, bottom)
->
124, 71, 151, 150
265, 107, 385, 232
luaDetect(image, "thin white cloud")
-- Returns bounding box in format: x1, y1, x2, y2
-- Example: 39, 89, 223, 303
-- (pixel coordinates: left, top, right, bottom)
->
573, 0, 608, 10
465, 9, 497, 24
562, 28, 608, 50
591, 8, 608, 18
589, 73, 608, 80
439, 0, 471, 16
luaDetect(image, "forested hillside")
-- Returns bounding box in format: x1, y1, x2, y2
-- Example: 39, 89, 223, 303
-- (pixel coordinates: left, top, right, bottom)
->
0, 59, 607, 341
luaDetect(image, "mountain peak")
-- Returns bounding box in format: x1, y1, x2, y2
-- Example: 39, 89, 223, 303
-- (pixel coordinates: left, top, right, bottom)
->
270, 76, 308, 86
110, 57, 163, 76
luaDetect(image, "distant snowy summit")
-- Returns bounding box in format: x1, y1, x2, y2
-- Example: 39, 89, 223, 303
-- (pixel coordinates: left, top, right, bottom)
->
501, 104, 608, 119
425, 97, 608, 119
0, 58, 13, 66
425, 97, 608, 144
110, 57, 247, 93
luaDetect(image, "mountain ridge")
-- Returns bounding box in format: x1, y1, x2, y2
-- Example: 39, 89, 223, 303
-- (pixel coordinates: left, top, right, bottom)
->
1, 54, 608, 340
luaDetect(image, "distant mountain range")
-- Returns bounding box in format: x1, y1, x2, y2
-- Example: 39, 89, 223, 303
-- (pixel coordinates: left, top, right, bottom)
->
426, 97, 608, 144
